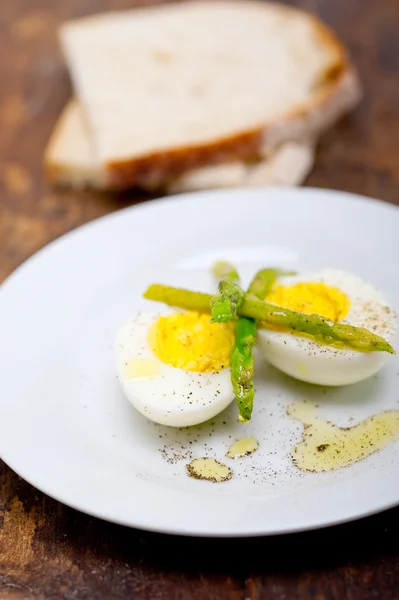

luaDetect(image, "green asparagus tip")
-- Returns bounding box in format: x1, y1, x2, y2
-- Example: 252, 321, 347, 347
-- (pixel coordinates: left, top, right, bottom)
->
238, 414, 250, 424
212, 261, 236, 279
236, 398, 253, 423
143, 285, 153, 299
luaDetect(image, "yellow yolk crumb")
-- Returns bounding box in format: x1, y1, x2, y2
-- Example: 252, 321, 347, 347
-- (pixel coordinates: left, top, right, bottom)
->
265, 282, 350, 322
149, 311, 235, 372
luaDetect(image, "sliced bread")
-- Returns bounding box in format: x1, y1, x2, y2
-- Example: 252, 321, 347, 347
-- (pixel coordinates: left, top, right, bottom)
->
58, 0, 361, 189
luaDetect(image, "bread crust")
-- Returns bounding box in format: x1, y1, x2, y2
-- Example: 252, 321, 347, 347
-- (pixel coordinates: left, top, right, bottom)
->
43, 101, 315, 191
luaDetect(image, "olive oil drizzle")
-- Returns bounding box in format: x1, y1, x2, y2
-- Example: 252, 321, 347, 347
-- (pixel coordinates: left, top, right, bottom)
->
186, 458, 233, 482
288, 402, 399, 473
226, 436, 259, 459
124, 358, 161, 379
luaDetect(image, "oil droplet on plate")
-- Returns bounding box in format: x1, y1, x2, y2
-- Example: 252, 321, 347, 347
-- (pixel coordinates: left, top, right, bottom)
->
186, 458, 232, 482
124, 358, 161, 380
226, 436, 259, 459
295, 363, 308, 376
288, 402, 399, 472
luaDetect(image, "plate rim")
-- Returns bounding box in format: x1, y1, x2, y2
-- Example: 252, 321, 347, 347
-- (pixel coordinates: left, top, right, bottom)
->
3, 456, 399, 538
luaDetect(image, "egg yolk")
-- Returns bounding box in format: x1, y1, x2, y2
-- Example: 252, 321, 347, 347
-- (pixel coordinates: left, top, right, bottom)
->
149, 311, 235, 372
265, 282, 350, 322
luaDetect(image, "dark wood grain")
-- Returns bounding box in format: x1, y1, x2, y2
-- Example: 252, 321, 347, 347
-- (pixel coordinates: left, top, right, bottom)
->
1, 0, 399, 598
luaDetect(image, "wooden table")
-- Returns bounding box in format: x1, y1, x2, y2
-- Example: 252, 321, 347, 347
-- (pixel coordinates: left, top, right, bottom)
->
1, 1, 399, 598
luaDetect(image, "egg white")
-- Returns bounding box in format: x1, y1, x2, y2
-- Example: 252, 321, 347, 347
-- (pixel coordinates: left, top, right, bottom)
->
257, 269, 397, 386
115, 311, 234, 426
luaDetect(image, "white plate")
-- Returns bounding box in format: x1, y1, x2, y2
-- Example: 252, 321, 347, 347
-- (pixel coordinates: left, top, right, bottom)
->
1, 187, 399, 537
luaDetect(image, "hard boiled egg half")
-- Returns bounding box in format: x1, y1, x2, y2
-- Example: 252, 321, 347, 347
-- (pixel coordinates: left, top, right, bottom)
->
115, 310, 235, 426
257, 268, 397, 386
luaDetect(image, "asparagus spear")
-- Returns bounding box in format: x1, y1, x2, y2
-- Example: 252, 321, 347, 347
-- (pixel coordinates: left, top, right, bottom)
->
231, 268, 287, 423
143, 284, 395, 354
210, 261, 246, 323
248, 268, 295, 299
231, 318, 256, 423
